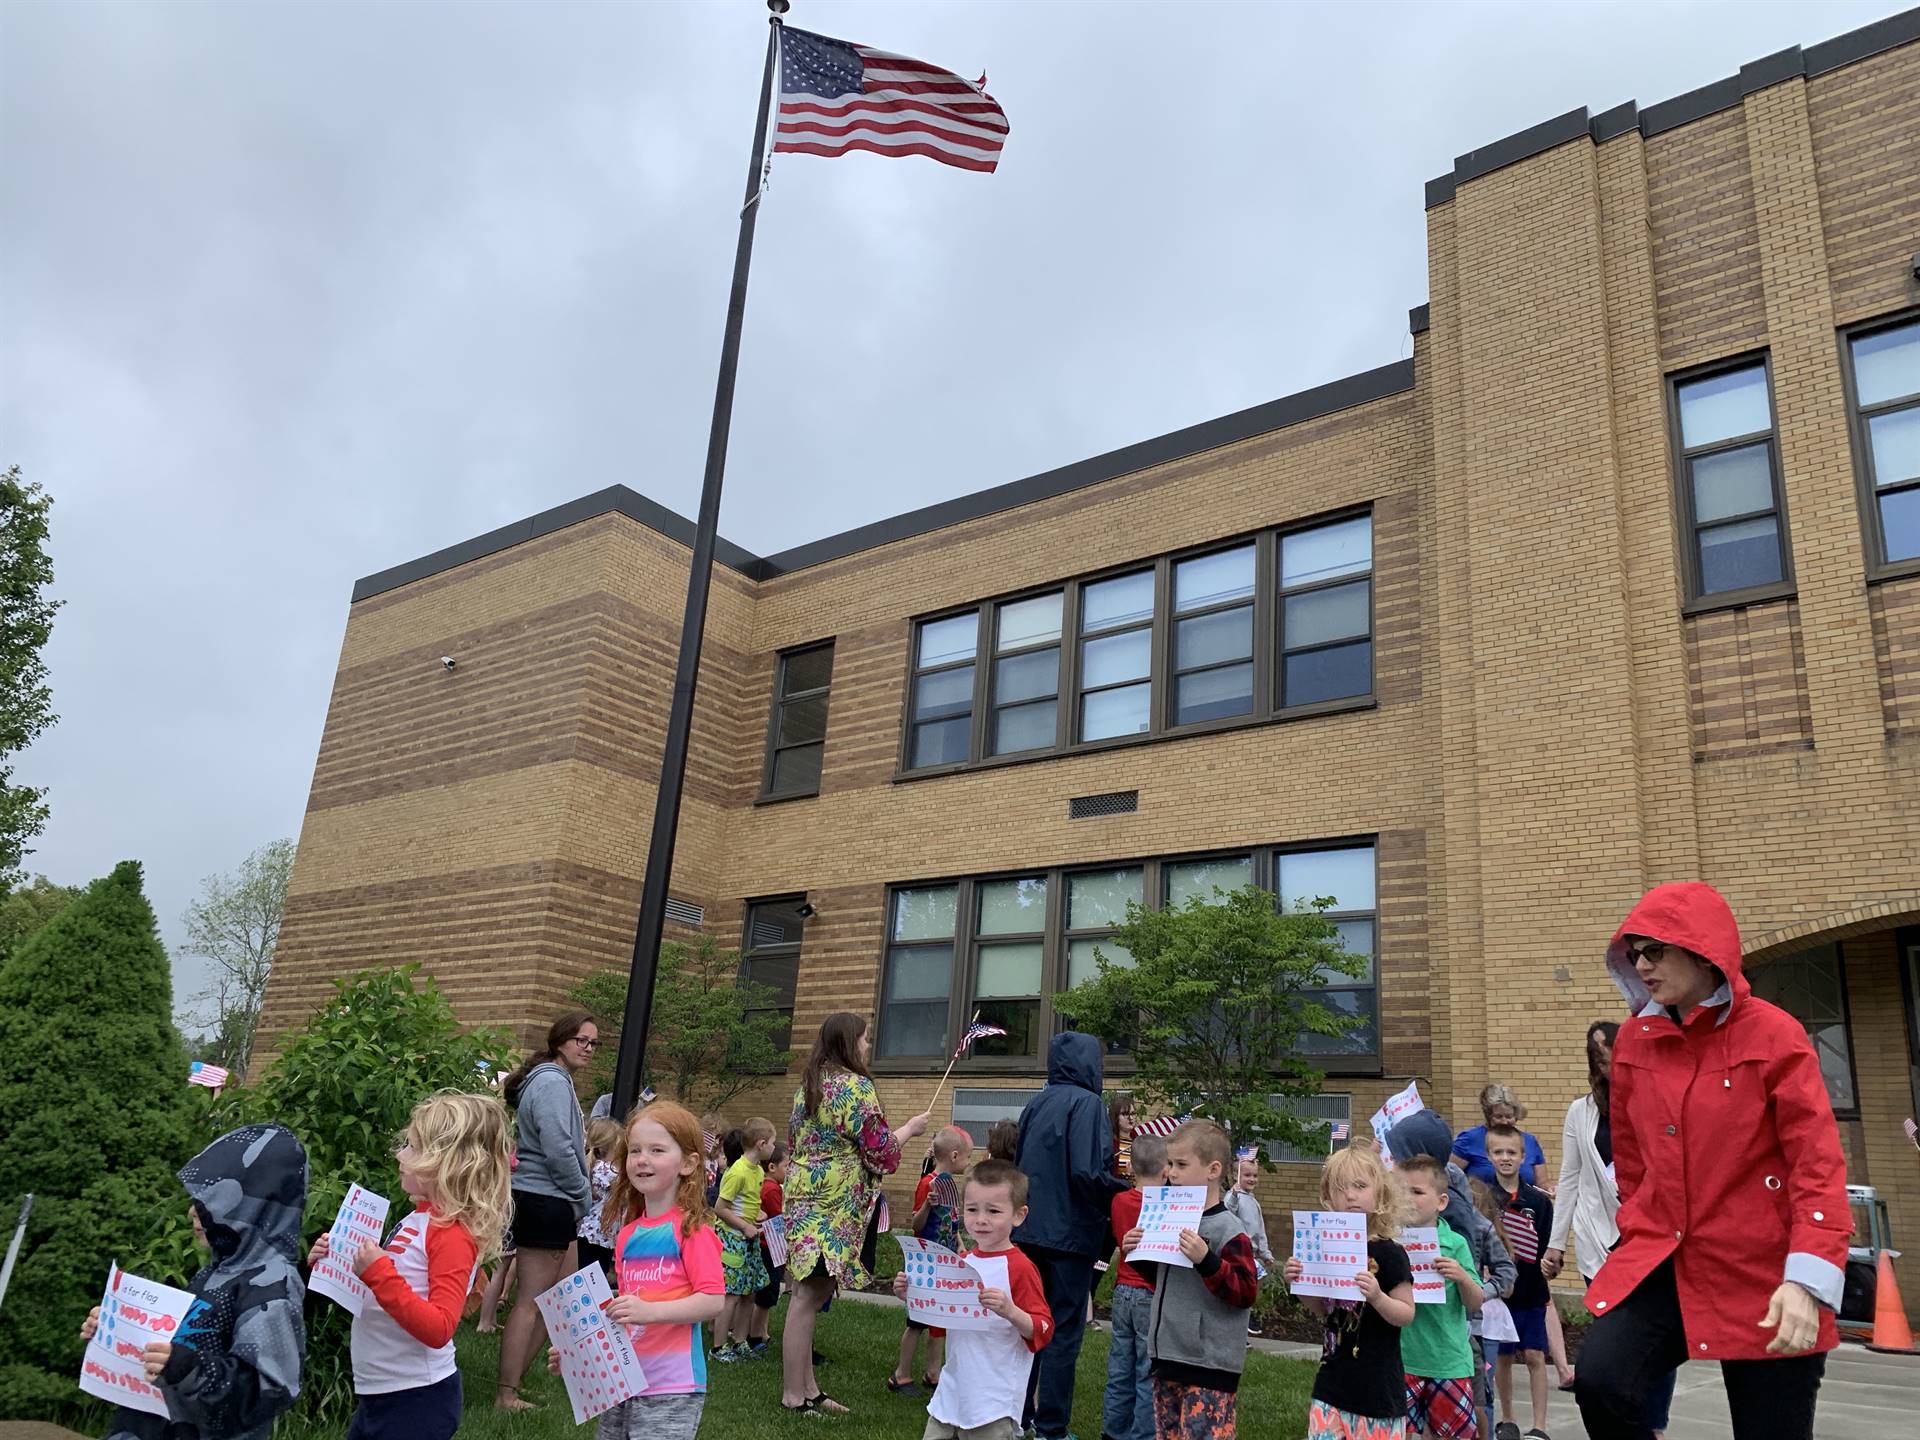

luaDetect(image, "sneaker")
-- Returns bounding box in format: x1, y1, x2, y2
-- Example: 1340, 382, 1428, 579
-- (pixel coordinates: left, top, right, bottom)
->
713, 1343, 745, 1363
747, 1339, 769, 1357
1247, 1323, 1261, 1336
1493, 1425, 1522, 1440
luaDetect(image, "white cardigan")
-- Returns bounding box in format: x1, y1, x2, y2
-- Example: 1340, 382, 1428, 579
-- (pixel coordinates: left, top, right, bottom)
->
1549, 1092, 1621, 1281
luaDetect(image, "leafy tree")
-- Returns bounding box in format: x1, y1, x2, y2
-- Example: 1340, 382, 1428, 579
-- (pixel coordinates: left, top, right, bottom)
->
137, 964, 516, 1428
1053, 884, 1364, 1160
180, 837, 295, 1074
0, 873, 80, 957
571, 935, 794, 1111
0, 861, 197, 1419
0, 466, 61, 887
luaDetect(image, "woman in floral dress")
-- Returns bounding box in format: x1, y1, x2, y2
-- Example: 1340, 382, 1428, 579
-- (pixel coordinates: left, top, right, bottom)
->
780, 1011, 931, 1415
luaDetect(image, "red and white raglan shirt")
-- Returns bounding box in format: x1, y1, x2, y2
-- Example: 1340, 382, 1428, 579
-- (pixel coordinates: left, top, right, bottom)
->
351, 1203, 480, 1394
926, 1246, 1055, 1432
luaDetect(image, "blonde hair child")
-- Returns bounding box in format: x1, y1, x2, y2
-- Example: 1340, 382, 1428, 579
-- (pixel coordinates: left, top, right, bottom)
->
712, 1116, 778, 1358
561, 1100, 725, 1438
577, 1116, 626, 1277
1284, 1143, 1416, 1440
309, 1089, 513, 1440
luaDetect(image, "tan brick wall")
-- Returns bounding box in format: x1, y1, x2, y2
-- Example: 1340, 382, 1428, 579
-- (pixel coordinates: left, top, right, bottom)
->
259, 31, 1920, 1311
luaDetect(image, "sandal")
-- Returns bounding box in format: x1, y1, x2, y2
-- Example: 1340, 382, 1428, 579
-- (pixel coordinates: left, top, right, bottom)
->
809, 1392, 850, 1415
922, 1373, 940, 1389
885, 1378, 920, 1395
781, 1399, 824, 1417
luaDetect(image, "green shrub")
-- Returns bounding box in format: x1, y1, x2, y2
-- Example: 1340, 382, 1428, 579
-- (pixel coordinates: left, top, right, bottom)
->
0, 861, 198, 1421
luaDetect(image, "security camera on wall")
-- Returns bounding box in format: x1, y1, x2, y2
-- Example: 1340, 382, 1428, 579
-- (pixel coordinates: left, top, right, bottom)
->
440, 656, 457, 671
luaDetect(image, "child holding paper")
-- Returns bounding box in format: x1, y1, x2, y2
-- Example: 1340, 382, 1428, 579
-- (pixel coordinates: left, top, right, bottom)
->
1119, 1120, 1259, 1439
891, 1158, 1054, 1440
891, 1124, 971, 1394
713, 1115, 776, 1361
1103, 1130, 1167, 1440
578, 1116, 625, 1278
747, 1144, 789, 1355
84, 1123, 309, 1440
1283, 1143, 1415, 1440
1398, 1155, 1484, 1440
307, 1091, 512, 1440
562, 1099, 725, 1440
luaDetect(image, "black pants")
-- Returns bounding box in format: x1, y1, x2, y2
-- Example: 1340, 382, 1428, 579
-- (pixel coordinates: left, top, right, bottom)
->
346, 1372, 461, 1440
1020, 1245, 1095, 1439
1574, 1259, 1826, 1440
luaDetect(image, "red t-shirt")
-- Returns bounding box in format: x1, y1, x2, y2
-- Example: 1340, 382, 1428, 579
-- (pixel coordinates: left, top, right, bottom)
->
1110, 1188, 1151, 1291
760, 1177, 783, 1219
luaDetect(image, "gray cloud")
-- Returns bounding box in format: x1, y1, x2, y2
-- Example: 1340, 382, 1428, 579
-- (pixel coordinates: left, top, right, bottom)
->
1, 0, 1894, 1011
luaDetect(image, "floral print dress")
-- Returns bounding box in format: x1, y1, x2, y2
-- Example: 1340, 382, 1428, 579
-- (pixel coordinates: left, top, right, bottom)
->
784, 1069, 905, 1289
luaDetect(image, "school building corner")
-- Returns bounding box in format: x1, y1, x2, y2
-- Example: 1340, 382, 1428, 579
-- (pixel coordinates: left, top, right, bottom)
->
254, 10, 1920, 1320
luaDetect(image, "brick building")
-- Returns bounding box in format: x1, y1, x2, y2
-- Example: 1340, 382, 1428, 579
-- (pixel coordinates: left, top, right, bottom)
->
259, 12, 1920, 1305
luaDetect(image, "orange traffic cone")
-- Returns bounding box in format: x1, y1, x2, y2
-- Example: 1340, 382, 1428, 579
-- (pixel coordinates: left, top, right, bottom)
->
1865, 1250, 1917, 1354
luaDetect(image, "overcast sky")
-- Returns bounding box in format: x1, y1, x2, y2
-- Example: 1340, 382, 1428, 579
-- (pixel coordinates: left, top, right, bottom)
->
2, 0, 1899, 1017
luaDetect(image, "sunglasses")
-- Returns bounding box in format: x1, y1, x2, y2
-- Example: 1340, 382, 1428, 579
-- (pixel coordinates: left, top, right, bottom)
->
1626, 940, 1675, 964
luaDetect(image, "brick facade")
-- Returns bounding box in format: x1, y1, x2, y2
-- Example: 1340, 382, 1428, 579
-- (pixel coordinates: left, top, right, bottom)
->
260, 18, 1920, 1315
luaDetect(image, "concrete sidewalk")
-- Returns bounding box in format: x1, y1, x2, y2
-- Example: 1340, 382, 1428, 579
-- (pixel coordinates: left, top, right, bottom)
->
1531, 1342, 1920, 1438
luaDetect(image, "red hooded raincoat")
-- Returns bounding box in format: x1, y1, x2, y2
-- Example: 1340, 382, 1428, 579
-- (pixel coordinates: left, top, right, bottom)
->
1585, 882, 1849, 1362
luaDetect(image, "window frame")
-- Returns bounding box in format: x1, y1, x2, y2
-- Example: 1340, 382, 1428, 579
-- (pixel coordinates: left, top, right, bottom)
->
1166, 537, 1267, 733
985, 586, 1068, 757
1748, 942, 1862, 1121
1277, 513, 1376, 712
1839, 308, 1920, 583
871, 837, 1384, 1078
738, 895, 807, 1061
758, 640, 835, 803
897, 506, 1375, 777
1667, 351, 1796, 613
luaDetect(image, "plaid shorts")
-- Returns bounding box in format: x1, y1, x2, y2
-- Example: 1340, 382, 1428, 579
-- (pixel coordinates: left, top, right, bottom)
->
1403, 1374, 1477, 1439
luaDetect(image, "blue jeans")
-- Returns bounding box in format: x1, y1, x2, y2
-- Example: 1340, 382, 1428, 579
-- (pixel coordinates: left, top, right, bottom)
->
1102, 1283, 1153, 1440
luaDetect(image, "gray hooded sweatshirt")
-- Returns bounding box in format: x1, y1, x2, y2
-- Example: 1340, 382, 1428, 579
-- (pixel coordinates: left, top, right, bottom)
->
510, 1060, 590, 1214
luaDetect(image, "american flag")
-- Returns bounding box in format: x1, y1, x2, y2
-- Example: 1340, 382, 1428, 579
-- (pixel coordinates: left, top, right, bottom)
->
1133, 1114, 1192, 1139
187, 1061, 229, 1089
953, 1021, 1008, 1057
775, 27, 1009, 174
1501, 1207, 1541, 1265
1328, 1120, 1351, 1142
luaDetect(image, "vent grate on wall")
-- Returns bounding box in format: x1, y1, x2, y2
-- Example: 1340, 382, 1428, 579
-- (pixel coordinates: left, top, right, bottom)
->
664, 897, 705, 928
1068, 789, 1139, 820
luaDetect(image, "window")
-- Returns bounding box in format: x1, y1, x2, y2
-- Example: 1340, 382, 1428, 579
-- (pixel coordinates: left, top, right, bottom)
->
1673, 360, 1790, 601
908, 613, 980, 768
876, 840, 1384, 1072
1172, 545, 1256, 725
901, 507, 1378, 774
1264, 1092, 1353, 1165
952, 1086, 1041, 1133
740, 897, 805, 1054
1845, 316, 1920, 570
1749, 944, 1857, 1116
1077, 569, 1155, 741
1280, 515, 1373, 706
972, 877, 1049, 1057
990, 592, 1063, 755
880, 885, 957, 1058
762, 642, 834, 799
1278, 844, 1379, 1058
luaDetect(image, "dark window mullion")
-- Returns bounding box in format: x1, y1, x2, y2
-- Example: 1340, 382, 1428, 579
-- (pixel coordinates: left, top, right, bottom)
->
1694, 504, 1782, 531
1254, 530, 1277, 716
1679, 427, 1773, 461
1149, 555, 1171, 735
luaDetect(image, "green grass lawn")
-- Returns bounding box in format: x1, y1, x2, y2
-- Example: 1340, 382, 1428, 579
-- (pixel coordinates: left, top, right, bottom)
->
281, 1295, 1314, 1439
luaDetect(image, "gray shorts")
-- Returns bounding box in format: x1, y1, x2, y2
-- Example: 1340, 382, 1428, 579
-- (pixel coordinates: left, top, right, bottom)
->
595, 1392, 705, 1440
922, 1415, 1022, 1440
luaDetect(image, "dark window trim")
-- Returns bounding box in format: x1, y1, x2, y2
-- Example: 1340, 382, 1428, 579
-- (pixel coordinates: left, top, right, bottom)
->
1750, 941, 1863, 1121
985, 587, 1067, 758
903, 609, 986, 774
897, 505, 1376, 778
759, 640, 835, 802
739, 894, 806, 1063
871, 836, 1384, 1079
1839, 307, 1920, 584
1667, 351, 1797, 610
1277, 512, 1376, 709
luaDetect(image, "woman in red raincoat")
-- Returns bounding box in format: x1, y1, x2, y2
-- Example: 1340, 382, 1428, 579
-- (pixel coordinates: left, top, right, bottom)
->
1573, 882, 1849, 1440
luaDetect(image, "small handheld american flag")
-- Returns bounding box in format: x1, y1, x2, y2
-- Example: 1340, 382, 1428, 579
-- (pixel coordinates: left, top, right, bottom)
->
953, 1021, 1008, 1058
1328, 1120, 1351, 1143
1132, 1113, 1192, 1139
187, 1061, 229, 1089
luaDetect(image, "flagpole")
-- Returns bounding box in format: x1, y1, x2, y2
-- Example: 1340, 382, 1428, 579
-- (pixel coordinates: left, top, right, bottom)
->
925, 1009, 982, 1118
612, 0, 788, 1120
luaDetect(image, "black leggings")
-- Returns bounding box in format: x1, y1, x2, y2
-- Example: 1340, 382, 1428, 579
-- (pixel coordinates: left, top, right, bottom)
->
1574, 1259, 1826, 1440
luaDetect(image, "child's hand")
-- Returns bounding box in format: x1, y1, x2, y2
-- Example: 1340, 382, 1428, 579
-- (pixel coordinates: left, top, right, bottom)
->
307, 1234, 331, 1268
1354, 1268, 1381, 1301
1539, 1248, 1563, 1281
743, 1221, 760, 1240
141, 1342, 172, 1381
548, 1346, 561, 1375
604, 1295, 655, 1326
1282, 1257, 1304, 1283
350, 1239, 384, 1276
1121, 1226, 1145, 1252
1176, 1230, 1208, 1264
1434, 1256, 1469, 1283
892, 1273, 909, 1299
980, 1286, 1017, 1320
80, 1305, 101, 1342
